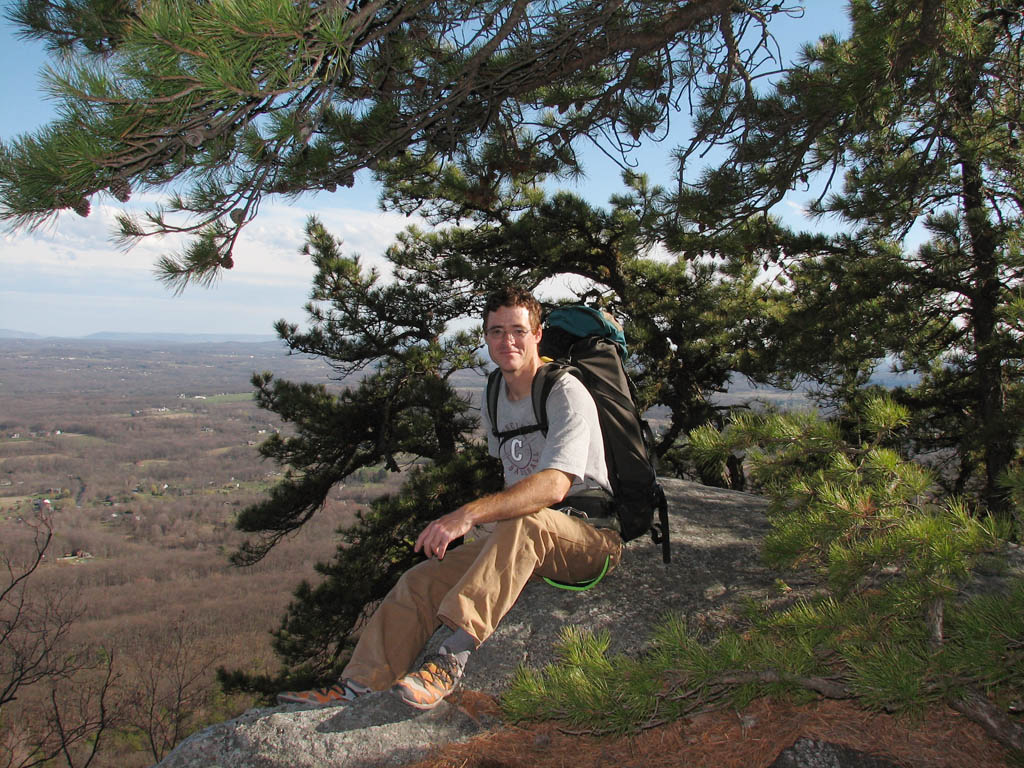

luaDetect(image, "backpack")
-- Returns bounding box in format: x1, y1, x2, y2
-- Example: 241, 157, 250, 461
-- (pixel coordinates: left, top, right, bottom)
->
485, 305, 671, 563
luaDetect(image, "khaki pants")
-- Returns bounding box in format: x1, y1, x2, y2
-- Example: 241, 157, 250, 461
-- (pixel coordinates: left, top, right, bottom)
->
342, 507, 623, 690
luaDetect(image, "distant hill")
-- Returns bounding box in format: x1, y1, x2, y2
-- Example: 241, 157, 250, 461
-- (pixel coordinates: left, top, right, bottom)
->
85, 331, 279, 344
0, 329, 277, 343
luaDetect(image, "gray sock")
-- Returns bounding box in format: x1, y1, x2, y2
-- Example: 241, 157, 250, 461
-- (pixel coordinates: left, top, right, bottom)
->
439, 628, 476, 670
342, 678, 371, 696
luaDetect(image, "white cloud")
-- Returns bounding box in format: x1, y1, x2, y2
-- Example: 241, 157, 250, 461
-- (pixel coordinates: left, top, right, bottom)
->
3, 204, 149, 274
231, 200, 422, 284
782, 198, 810, 219
0, 188, 431, 336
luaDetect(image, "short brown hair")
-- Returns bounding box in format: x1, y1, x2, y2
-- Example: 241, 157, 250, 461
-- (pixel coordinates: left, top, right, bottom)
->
482, 286, 542, 330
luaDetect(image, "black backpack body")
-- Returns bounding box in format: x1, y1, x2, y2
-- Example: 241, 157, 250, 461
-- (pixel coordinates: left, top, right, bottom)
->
485, 306, 670, 563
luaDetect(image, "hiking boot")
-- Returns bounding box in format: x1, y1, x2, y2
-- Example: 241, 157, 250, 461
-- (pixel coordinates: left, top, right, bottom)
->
276, 678, 370, 707
392, 651, 464, 710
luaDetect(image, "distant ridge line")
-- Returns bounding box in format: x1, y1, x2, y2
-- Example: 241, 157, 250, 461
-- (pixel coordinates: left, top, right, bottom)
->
0, 329, 278, 344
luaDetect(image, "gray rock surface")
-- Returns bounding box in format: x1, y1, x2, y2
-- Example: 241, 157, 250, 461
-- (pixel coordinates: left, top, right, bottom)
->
155, 691, 493, 768
767, 738, 902, 768
152, 479, 811, 768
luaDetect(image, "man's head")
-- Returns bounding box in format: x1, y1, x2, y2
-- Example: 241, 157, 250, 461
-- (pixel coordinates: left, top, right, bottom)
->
482, 286, 542, 331
482, 286, 544, 376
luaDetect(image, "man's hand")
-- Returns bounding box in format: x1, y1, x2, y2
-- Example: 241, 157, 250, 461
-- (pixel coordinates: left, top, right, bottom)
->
414, 469, 573, 559
414, 508, 474, 559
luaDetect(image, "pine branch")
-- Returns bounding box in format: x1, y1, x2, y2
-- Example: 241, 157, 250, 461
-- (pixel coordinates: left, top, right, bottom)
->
716, 670, 853, 700
661, 668, 854, 704
949, 687, 1024, 753
1, 0, 797, 285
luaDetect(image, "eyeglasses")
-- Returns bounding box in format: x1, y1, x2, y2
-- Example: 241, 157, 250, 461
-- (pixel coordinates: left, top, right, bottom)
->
484, 326, 533, 342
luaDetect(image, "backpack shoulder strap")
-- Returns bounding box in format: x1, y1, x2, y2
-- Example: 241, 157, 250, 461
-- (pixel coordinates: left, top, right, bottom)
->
485, 368, 503, 438
531, 363, 574, 437
487, 364, 571, 440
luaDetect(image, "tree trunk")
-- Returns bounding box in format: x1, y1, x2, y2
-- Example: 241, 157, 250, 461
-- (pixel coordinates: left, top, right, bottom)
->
960, 152, 1012, 516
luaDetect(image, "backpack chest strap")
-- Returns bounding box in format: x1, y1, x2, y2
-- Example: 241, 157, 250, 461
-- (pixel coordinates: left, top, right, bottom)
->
493, 422, 543, 450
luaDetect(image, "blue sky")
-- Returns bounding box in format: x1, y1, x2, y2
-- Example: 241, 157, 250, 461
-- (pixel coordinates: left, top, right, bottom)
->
0, 3, 849, 338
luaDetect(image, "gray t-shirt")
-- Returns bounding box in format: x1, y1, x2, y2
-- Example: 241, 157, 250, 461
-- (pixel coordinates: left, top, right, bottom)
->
482, 368, 610, 497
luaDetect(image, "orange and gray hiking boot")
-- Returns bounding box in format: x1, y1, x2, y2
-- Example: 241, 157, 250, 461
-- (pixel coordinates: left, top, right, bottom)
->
276, 678, 370, 707
392, 652, 464, 710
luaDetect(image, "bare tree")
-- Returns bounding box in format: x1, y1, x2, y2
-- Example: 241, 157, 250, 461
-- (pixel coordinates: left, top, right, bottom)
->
124, 615, 221, 763
0, 512, 119, 768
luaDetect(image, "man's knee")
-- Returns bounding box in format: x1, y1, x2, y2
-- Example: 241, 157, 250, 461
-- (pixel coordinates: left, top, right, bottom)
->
492, 510, 546, 539
390, 558, 442, 603
490, 509, 561, 553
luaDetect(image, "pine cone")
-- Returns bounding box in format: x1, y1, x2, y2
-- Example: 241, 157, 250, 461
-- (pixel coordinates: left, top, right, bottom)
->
109, 177, 131, 203
72, 198, 91, 218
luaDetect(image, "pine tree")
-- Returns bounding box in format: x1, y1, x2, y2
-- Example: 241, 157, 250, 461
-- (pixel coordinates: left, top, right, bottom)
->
0, 0, 796, 290
674, 0, 1024, 515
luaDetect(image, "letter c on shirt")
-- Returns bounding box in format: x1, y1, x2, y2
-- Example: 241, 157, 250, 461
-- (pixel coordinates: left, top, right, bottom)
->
509, 437, 524, 463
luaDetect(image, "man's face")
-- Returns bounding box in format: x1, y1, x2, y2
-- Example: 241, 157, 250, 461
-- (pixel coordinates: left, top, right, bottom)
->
484, 305, 542, 374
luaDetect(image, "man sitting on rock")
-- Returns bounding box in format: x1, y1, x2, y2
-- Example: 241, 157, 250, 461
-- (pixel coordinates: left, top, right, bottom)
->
278, 285, 623, 711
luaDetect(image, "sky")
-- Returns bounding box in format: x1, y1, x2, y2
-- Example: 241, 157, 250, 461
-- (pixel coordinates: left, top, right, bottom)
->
0, 3, 850, 338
